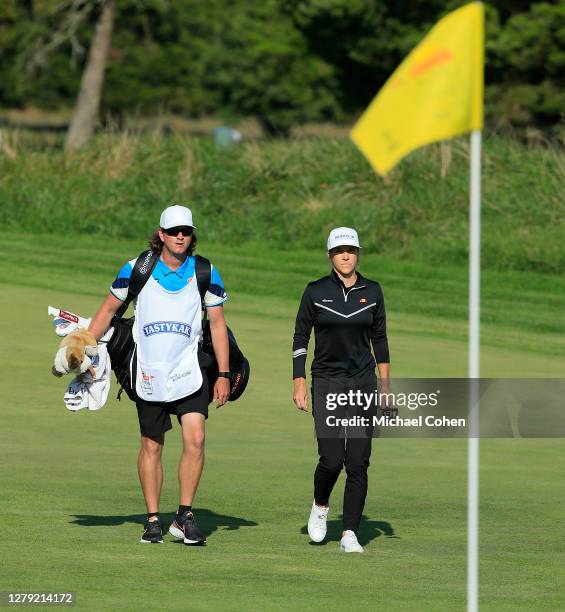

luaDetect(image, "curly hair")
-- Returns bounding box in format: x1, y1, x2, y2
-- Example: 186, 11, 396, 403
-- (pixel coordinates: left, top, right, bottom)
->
149, 229, 198, 255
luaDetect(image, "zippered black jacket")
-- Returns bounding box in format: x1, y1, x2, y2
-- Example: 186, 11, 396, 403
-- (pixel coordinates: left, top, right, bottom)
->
292, 270, 389, 379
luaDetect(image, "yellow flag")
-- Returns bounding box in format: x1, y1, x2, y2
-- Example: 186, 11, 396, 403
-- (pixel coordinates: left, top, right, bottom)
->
351, 2, 484, 176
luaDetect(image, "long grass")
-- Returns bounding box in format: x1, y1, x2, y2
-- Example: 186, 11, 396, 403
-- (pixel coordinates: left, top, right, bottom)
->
0, 130, 563, 274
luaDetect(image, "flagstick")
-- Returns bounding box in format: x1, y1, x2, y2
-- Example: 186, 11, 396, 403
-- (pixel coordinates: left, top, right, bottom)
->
468, 129, 481, 612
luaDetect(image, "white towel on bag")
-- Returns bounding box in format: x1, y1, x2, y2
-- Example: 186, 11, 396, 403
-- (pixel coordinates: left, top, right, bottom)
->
63, 344, 112, 411
48, 306, 114, 411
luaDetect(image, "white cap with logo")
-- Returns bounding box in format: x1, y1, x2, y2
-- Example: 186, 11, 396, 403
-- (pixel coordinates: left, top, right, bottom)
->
327, 227, 361, 251
159, 205, 196, 229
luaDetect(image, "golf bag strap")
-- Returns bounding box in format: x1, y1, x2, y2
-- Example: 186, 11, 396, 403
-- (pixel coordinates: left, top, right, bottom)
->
194, 255, 211, 309
115, 249, 159, 318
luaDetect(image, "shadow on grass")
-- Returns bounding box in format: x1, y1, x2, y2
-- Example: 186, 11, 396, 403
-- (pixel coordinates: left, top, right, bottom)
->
300, 515, 398, 546
70, 508, 258, 537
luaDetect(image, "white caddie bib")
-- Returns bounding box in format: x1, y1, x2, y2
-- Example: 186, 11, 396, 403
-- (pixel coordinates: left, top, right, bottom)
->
134, 275, 203, 402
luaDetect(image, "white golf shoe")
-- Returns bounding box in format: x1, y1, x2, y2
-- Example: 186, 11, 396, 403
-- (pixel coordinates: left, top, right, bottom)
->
307, 501, 329, 542
340, 530, 364, 553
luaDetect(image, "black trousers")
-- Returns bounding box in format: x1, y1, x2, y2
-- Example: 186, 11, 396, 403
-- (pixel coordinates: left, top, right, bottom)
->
312, 372, 377, 532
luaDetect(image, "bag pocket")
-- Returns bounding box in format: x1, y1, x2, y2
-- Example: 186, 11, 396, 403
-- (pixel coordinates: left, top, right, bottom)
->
106, 316, 137, 401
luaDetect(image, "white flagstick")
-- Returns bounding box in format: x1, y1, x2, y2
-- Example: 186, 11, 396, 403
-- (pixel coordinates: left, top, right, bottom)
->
468, 129, 482, 612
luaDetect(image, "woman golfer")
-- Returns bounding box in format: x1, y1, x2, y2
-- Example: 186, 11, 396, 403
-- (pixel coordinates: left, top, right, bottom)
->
292, 227, 390, 553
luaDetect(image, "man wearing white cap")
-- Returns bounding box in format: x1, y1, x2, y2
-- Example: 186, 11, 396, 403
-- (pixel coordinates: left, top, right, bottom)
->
88, 205, 230, 545
292, 227, 390, 553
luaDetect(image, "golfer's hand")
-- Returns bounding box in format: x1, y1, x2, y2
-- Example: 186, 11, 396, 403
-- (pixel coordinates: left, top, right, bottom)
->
293, 377, 308, 412
213, 377, 230, 407
380, 380, 391, 408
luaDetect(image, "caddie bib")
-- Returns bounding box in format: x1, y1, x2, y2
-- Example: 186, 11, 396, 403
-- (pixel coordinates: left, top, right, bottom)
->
134, 274, 203, 402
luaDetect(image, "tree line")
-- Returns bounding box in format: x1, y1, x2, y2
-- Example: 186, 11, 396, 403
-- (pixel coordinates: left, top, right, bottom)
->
0, 0, 563, 136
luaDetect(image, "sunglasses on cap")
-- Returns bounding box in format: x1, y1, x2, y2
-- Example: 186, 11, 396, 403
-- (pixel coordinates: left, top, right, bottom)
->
163, 226, 193, 237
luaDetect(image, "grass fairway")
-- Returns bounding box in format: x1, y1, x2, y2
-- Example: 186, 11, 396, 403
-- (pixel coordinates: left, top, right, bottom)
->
2, 235, 564, 611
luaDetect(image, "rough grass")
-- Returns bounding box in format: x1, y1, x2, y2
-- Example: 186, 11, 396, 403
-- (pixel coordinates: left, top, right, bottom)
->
0, 131, 563, 274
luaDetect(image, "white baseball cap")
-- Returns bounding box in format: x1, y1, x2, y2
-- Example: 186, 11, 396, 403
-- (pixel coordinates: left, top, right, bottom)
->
327, 227, 361, 251
159, 205, 196, 229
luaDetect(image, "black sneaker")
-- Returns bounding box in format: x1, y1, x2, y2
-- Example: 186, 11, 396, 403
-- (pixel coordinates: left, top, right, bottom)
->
140, 518, 163, 544
169, 511, 206, 546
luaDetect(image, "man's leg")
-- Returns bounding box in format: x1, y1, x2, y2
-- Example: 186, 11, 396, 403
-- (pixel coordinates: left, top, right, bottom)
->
138, 434, 165, 513
135, 400, 172, 543
179, 412, 206, 505
169, 412, 207, 545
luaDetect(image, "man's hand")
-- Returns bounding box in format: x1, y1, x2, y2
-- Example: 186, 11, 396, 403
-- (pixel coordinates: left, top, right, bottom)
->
293, 377, 308, 412
207, 306, 230, 408
213, 377, 230, 407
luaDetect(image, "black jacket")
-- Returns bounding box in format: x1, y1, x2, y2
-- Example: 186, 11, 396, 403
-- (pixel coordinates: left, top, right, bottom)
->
292, 270, 389, 379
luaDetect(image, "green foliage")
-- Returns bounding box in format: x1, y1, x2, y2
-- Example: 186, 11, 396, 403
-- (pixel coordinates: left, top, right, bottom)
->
212, 2, 340, 135
0, 0, 97, 108
498, 3, 565, 80
286, 0, 565, 127
0, 2, 40, 105
0, 132, 562, 275
103, 0, 340, 133
283, 0, 434, 111
103, 0, 223, 116
487, 2, 565, 126
0, 1, 564, 130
